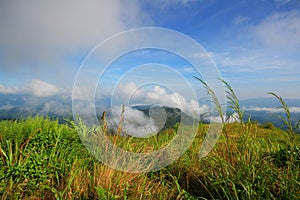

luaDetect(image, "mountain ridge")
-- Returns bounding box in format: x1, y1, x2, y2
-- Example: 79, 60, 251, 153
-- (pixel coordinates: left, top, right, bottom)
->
0, 93, 299, 130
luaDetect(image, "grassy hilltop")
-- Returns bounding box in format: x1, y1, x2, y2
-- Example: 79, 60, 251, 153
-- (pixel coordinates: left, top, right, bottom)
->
0, 115, 299, 199
1, 80, 299, 199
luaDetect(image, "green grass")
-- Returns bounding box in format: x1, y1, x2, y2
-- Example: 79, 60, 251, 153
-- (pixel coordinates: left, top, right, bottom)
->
0, 79, 299, 199
0, 116, 299, 199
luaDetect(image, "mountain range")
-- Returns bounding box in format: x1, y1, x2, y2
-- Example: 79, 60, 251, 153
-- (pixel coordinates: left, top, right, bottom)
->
0, 93, 299, 130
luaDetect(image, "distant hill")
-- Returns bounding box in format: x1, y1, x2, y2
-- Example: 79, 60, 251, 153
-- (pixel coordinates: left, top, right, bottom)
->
0, 93, 71, 120
133, 104, 195, 129
239, 98, 300, 129
240, 98, 300, 108
0, 93, 299, 130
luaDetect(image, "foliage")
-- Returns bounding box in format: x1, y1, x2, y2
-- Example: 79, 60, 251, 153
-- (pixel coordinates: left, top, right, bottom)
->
0, 80, 300, 199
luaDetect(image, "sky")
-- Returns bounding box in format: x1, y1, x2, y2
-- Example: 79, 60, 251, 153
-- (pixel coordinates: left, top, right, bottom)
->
1, 0, 300, 108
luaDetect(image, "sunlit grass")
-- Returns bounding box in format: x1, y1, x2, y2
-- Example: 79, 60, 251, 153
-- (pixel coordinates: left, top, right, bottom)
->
0, 115, 299, 199
0, 80, 299, 199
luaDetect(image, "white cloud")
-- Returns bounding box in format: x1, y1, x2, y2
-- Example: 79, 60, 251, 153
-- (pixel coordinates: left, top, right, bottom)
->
211, 50, 298, 74
145, 86, 202, 115
0, 85, 18, 94
42, 100, 71, 115
114, 82, 208, 117
244, 106, 300, 113
227, 113, 240, 123
115, 82, 144, 101
72, 86, 95, 101
212, 10, 300, 69
0, 0, 143, 70
210, 10, 300, 91
254, 10, 300, 51
209, 112, 240, 123
290, 107, 300, 113
99, 81, 211, 137
23, 79, 60, 97
0, 79, 60, 97
108, 105, 158, 138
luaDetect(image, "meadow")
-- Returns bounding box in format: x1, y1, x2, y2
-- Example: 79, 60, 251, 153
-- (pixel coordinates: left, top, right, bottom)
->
1, 117, 299, 199
0, 81, 299, 199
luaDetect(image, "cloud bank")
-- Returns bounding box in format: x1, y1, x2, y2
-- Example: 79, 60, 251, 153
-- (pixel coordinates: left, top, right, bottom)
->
0, 0, 144, 78
244, 106, 300, 113
23, 80, 60, 97
0, 79, 60, 97
112, 82, 208, 117
107, 105, 159, 138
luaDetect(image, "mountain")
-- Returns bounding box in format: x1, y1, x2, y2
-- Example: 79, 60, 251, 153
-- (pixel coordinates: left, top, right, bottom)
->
133, 104, 194, 129
0, 93, 72, 120
0, 93, 299, 130
240, 98, 300, 108
239, 98, 300, 129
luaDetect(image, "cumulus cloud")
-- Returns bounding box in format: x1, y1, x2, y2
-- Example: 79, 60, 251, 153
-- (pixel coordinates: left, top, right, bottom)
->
0, 0, 143, 70
23, 79, 60, 97
108, 105, 158, 138
145, 85, 204, 116
0, 85, 18, 94
102, 82, 213, 136
113, 82, 144, 102
113, 82, 208, 117
0, 79, 60, 97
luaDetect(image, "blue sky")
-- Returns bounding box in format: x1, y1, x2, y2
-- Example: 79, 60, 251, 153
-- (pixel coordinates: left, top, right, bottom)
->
0, 0, 300, 104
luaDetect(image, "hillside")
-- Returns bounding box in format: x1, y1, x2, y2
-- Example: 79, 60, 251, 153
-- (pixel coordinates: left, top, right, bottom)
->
0, 116, 299, 199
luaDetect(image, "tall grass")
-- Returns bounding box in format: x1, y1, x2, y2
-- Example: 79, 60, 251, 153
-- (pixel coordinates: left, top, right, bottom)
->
0, 80, 299, 199
193, 77, 299, 199
267, 92, 299, 139
193, 76, 225, 125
